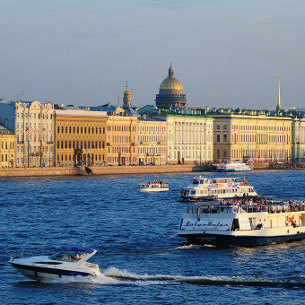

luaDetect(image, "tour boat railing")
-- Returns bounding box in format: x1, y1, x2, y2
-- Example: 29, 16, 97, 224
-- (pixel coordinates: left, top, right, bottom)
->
186, 202, 305, 215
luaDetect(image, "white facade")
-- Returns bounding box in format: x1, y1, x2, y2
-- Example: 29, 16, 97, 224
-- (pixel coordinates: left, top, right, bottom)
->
138, 119, 167, 165
292, 118, 305, 160
15, 101, 55, 167
166, 115, 214, 164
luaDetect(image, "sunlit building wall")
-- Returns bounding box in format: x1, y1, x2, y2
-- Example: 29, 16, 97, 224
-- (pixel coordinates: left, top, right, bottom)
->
213, 114, 293, 162
166, 114, 214, 164
55, 110, 108, 167
106, 116, 138, 166
0, 126, 16, 167
138, 119, 167, 165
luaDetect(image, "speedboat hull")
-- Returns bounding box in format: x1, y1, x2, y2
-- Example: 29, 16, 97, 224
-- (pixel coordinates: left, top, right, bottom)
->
140, 188, 169, 192
10, 248, 100, 281
10, 262, 95, 281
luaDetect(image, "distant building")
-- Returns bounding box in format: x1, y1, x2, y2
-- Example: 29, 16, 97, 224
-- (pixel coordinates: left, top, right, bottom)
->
155, 65, 187, 109
0, 100, 55, 167
106, 116, 138, 166
138, 118, 167, 165
211, 110, 292, 162
292, 117, 305, 161
137, 105, 160, 117
0, 126, 16, 167
164, 113, 214, 164
55, 109, 108, 167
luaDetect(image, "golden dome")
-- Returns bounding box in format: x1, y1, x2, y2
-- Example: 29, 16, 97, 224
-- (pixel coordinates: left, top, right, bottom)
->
159, 65, 183, 91
124, 83, 131, 98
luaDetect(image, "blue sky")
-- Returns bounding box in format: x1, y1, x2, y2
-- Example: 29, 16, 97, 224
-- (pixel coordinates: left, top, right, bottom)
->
0, 0, 304, 110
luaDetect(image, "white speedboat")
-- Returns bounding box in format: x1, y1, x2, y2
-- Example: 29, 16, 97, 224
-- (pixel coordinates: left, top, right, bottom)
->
218, 161, 252, 172
178, 200, 305, 246
138, 181, 169, 192
180, 176, 257, 201
9, 246, 100, 281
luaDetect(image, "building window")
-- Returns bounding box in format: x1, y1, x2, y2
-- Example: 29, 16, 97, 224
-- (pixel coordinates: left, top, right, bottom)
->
216, 125, 220, 130
224, 134, 227, 142
217, 135, 220, 142
217, 149, 220, 159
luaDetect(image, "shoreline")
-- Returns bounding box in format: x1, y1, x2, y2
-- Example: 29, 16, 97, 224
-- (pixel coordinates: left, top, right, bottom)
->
0, 162, 303, 178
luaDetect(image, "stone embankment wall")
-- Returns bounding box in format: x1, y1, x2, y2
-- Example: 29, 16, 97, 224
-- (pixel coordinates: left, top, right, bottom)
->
0, 164, 213, 178
0, 162, 274, 178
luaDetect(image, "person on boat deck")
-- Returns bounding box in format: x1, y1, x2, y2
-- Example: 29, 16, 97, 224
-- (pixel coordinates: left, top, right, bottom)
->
72, 252, 80, 260
197, 205, 201, 220
247, 199, 253, 208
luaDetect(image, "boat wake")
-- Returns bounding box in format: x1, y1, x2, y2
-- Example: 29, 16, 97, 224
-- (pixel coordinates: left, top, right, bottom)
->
104, 268, 305, 289
43, 267, 305, 289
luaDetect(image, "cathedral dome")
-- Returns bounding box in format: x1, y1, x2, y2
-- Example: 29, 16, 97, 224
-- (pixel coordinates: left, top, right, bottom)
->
155, 65, 186, 109
159, 65, 183, 91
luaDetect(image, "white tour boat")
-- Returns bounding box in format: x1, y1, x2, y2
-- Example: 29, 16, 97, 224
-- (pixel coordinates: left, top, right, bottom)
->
218, 161, 252, 172
138, 181, 169, 192
10, 246, 100, 281
180, 176, 257, 201
178, 200, 305, 246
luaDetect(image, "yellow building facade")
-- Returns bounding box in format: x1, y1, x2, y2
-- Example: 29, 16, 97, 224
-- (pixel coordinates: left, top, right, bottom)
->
106, 116, 138, 166
213, 113, 292, 162
138, 119, 167, 165
55, 110, 108, 167
0, 126, 17, 167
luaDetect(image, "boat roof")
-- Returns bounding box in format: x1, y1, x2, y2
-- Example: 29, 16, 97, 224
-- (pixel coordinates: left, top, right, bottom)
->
64, 246, 95, 253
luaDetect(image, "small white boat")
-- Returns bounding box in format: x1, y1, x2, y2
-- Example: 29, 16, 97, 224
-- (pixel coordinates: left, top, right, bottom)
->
138, 181, 169, 192
218, 161, 252, 172
178, 200, 305, 246
180, 176, 258, 201
9, 246, 100, 281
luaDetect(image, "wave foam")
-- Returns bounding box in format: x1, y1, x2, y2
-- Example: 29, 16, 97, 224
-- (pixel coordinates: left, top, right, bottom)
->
40, 268, 305, 289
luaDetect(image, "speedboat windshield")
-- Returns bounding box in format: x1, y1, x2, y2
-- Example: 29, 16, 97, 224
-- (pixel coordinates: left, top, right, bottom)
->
49, 250, 89, 262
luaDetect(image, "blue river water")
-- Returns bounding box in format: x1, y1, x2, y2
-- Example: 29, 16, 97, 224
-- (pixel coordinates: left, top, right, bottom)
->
1, 170, 305, 305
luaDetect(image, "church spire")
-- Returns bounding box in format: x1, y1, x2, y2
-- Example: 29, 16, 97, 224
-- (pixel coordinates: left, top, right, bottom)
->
168, 64, 174, 78
276, 77, 281, 112
123, 81, 132, 109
